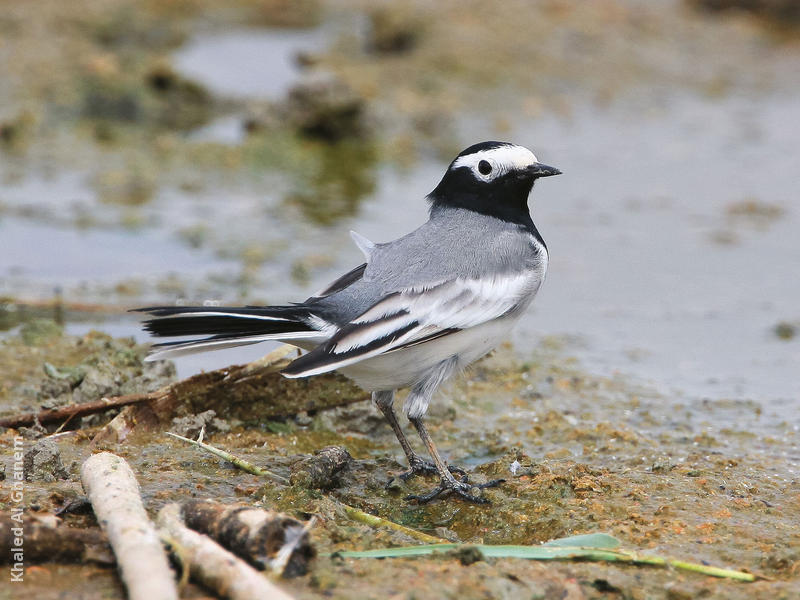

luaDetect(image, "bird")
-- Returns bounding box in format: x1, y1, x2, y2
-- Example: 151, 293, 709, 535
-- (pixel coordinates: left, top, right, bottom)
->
134, 141, 561, 503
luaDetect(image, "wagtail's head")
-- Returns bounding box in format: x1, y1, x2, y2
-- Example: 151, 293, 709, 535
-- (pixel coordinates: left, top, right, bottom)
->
428, 141, 561, 226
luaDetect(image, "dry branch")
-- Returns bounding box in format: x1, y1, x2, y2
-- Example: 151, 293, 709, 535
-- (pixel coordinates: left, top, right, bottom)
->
0, 392, 157, 429
158, 503, 295, 600
0, 344, 367, 438
165, 431, 289, 483
0, 513, 113, 564
92, 345, 368, 443
81, 452, 178, 600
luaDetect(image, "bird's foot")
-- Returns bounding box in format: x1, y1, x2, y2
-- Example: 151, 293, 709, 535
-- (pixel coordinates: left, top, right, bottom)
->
395, 454, 466, 482
405, 474, 505, 505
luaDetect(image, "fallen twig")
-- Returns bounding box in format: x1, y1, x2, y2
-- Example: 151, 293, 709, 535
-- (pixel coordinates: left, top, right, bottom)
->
92, 344, 368, 443
165, 431, 289, 484
168, 431, 444, 545
0, 392, 158, 429
0, 343, 366, 436
340, 504, 446, 544
157, 503, 295, 600
0, 513, 112, 564
81, 452, 178, 600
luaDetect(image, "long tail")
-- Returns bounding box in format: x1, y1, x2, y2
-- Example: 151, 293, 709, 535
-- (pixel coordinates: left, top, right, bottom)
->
133, 305, 326, 361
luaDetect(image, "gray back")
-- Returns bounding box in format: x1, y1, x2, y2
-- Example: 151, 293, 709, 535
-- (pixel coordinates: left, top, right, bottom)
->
312, 207, 546, 324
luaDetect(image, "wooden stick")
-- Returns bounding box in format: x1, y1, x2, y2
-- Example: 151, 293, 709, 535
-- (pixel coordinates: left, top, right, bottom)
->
340, 504, 446, 544
168, 429, 442, 547
0, 392, 159, 429
81, 452, 178, 600
2, 338, 368, 435
0, 514, 112, 564
92, 344, 369, 443
157, 503, 295, 600
165, 432, 289, 484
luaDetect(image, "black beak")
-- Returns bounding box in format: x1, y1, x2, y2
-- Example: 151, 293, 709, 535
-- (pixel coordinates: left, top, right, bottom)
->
527, 162, 562, 178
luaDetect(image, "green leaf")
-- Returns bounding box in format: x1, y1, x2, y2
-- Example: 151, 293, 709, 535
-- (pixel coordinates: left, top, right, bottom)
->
334, 543, 624, 561
333, 532, 622, 561
334, 533, 621, 559
331, 532, 757, 582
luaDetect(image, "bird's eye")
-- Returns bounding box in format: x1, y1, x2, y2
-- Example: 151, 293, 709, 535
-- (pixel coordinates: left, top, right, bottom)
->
478, 160, 492, 176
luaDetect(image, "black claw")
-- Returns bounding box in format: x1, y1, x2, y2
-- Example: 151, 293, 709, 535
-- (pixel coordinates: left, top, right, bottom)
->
398, 463, 435, 482
397, 456, 466, 482
405, 484, 448, 504
405, 477, 505, 505
482, 478, 506, 489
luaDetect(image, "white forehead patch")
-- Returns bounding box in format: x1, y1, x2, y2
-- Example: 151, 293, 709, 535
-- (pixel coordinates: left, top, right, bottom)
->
451, 145, 538, 180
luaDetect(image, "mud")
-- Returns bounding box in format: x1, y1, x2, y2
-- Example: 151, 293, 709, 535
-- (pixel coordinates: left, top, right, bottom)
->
1, 331, 798, 599
22, 439, 69, 482
0, 322, 175, 423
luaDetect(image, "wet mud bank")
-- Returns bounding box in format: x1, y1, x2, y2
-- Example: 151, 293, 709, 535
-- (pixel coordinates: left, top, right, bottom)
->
1, 327, 797, 599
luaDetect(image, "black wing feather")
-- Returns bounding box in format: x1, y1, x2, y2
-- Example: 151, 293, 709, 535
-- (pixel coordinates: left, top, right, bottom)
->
310, 263, 367, 299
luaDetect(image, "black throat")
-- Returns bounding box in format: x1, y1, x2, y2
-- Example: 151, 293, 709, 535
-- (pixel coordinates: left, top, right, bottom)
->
428, 169, 545, 247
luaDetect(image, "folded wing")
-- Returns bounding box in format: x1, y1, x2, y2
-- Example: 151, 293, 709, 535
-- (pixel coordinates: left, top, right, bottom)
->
282, 271, 534, 377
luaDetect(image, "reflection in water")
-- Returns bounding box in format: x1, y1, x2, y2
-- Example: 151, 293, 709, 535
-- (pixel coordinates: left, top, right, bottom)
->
283, 140, 377, 225
80, 66, 213, 133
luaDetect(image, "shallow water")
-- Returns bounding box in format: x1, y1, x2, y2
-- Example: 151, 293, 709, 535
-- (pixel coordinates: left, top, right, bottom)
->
171, 27, 331, 100
514, 92, 800, 407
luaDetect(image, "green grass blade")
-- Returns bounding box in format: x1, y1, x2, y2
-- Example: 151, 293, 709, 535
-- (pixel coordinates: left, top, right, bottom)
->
335, 533, 622, 560
165, 431, 289, 484
335, 543, 458, 558
341, 504, 446, 544
542, 533, 620, 549
334, 544, 627, 561
332, 532, 757, 581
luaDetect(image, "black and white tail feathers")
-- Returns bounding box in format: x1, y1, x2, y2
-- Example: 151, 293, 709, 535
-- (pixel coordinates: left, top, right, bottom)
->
133, 305, 326, 361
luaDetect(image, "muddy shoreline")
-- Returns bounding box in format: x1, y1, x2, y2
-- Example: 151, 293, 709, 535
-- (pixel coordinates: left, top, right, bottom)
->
1, 327, 797, 599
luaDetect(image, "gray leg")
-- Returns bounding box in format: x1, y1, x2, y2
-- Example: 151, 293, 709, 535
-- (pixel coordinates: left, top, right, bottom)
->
403, 358, 504, 504
373, 390, 465, 481
373, 390, 417, 465
406, 415, 503, 504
